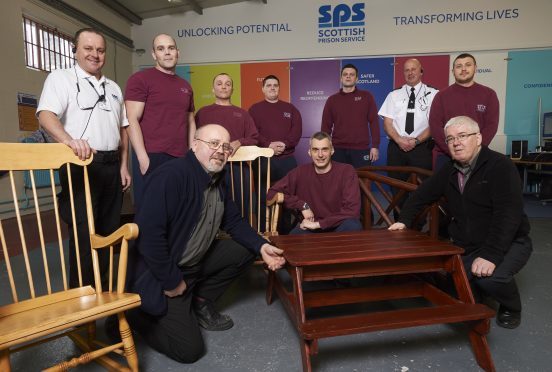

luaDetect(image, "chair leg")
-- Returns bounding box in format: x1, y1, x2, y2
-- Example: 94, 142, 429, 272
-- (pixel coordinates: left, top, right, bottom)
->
266, 270, 275, 305
0, 349, 11, 372
118, 313, 139, 372
87, 321, 97, 347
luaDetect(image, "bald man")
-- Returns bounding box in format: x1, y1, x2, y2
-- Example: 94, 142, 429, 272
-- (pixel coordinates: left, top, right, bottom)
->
380, 59, 438, 173
125, 33, 196, 210
124, 124, 285, 363
379, 59, 438, 212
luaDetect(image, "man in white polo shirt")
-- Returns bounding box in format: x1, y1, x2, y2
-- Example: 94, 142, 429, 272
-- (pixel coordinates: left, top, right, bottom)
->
379, 59, 438, 214
37, 27, 130, 288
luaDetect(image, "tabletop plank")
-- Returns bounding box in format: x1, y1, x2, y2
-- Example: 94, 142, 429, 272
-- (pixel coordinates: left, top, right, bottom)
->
270, 230, 463, 266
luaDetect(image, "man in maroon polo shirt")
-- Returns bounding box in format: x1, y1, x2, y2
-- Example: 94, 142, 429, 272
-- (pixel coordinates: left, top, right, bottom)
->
249, 74, 302, 182
125, 33, 196, 210
195, 73, 258, 152
249, 74, 303, 232
195, 73, 259, 215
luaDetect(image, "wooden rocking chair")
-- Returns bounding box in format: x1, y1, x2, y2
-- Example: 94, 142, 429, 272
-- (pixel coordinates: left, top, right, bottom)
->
0, 143, 141, 371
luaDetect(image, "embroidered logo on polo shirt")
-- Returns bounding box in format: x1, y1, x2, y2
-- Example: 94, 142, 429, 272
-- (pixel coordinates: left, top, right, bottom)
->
233, 111, 242, 118
181, 88, 189, 93
111, 94, 120, 102
355, 96, 362, 101
476, 104, 487, 112
283, 112, 291, 118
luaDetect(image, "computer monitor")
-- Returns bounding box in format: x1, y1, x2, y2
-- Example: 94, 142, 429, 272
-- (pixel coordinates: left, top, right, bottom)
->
543, 112, 552, 140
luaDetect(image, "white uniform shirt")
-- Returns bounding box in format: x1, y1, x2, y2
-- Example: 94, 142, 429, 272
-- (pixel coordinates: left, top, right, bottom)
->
378, 82, 438, 139
37, 64, 128, 151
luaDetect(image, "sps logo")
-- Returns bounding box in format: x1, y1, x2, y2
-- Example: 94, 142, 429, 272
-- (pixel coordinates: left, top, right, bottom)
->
318, 3, 365, 28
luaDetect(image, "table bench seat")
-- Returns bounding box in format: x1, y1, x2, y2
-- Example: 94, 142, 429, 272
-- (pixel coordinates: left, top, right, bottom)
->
300, 303, 494, 339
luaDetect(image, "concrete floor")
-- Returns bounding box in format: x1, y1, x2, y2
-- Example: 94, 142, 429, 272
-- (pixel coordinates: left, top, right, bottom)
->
4, 216, 552, 371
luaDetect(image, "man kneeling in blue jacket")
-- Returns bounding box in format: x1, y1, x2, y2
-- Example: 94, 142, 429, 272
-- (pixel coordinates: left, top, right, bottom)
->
122, 124, 285, 363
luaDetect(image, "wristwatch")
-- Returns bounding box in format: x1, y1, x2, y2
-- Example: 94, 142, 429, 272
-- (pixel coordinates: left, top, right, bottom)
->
414, 138, 421, 146
302, 202, 310, 211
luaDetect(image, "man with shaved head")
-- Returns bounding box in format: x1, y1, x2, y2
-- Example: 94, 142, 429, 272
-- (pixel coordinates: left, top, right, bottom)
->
195, 72, 258, 153
379, 59, 438, 211
195, 72, 259, 215
124, 124, 285, 363
125, 33, 196, 210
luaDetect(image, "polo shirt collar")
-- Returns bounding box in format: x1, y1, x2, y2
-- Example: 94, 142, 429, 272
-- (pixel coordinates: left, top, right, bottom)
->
74, 63, 106, 85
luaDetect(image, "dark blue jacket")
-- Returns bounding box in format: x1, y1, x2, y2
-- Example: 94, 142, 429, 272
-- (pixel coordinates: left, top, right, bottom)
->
128, 151, 266, 315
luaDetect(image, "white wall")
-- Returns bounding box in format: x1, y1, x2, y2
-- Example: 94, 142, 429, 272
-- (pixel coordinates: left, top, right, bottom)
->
131, 0, 552, 66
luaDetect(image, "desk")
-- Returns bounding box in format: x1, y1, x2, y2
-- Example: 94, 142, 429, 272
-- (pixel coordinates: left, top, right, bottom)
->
268, 230, 495, 372
512, 159, 552, 202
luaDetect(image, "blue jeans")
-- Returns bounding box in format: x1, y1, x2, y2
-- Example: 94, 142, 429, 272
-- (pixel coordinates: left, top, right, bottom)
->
290, 218, 362, 235
256, 156, 298, 233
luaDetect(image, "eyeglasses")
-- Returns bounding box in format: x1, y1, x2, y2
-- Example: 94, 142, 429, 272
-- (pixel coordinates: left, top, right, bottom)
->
195, 138, 233, 154
445, 132, 479, 145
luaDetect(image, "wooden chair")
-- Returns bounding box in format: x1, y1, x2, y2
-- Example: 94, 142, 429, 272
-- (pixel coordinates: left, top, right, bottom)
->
0, 143, 141, 371
356, 165, 439, 237
227, 145, 279, 237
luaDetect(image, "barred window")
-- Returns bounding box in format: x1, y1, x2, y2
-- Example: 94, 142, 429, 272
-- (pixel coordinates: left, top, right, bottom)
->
23, 16, 74, 72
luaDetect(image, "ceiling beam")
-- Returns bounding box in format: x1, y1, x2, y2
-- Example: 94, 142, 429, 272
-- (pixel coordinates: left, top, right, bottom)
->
187, 0, 203, 15
38, 0, 134, 48
98, 0, 143, 25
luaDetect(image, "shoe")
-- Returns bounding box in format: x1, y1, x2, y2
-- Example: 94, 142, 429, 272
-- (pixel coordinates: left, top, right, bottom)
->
104, 314, 121, 342
496, 305, 521, 329
193, 300, 234, 331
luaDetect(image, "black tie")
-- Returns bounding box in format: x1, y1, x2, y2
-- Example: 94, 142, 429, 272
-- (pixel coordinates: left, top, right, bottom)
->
405, 87, 415, 134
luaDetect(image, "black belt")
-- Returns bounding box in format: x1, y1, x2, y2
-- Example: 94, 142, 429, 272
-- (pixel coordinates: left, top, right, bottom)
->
93, 150, 119, 163
390, 138, 434, 148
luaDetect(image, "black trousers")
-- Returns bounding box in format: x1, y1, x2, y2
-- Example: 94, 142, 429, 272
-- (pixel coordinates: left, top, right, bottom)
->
58, 155, 122, 288
386, 140, 433, 176
289, 218, 362, 235
333, 147, 373, 168
387, 140, 433, 219
127, 239, 255, 363
256, 156, 297, 234
131, 151, 176, 213
462, 236, 533, 312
